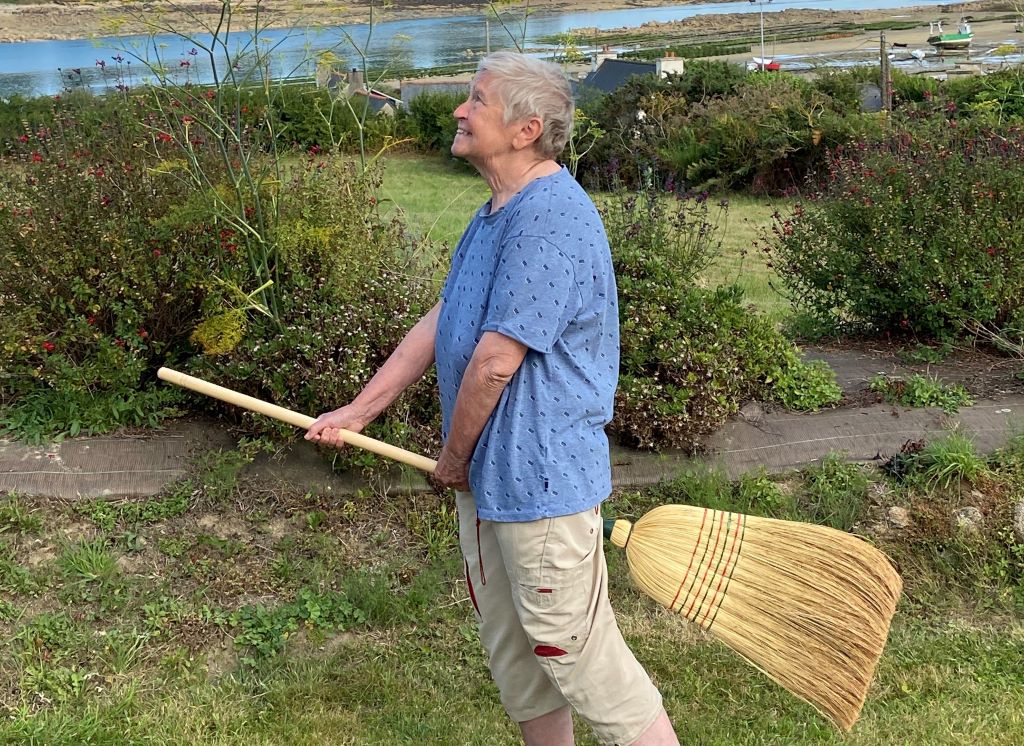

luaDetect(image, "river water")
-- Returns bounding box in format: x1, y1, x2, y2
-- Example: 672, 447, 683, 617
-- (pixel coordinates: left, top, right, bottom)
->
0, 0, 985, 98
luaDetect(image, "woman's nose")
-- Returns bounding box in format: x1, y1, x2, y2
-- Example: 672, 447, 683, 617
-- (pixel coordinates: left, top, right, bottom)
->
453, 100, 469, 119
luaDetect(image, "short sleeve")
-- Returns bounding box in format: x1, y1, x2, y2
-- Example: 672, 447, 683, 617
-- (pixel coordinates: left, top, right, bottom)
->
482, 237, 581, 354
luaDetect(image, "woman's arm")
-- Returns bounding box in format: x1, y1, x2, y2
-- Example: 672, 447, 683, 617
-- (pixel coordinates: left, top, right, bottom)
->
433, 330, 528, 490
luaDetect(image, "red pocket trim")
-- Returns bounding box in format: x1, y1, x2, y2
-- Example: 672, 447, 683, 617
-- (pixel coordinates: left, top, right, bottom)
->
534, 645, 568, 657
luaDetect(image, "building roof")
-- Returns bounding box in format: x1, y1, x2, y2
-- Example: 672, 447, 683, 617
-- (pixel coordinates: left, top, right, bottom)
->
352, 87, 402, 113
581, 58, 656, 93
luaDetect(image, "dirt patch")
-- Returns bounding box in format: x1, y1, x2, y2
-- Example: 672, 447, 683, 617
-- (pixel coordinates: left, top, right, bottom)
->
810, 340, 1024, 401
194, 512, 251, 541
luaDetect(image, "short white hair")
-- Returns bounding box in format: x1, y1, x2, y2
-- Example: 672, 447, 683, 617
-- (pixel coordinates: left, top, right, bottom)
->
476, 51, 574, 159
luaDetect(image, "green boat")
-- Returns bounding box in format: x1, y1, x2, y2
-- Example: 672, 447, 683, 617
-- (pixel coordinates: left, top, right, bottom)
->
927, 20, 973, 51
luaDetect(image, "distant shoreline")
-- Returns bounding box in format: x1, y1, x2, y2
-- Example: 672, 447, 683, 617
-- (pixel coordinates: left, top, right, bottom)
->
0, 1, 695, 44
0, 0, 1009, 44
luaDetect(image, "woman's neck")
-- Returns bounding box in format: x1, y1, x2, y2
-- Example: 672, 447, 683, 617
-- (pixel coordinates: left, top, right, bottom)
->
482, 157, 561, 213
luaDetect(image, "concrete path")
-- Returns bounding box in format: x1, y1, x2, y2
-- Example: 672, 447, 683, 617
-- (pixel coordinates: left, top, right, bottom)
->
2, 350, 1022, 500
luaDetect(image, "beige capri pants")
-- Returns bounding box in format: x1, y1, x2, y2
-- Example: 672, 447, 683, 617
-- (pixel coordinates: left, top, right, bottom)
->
456, 491, 663, 746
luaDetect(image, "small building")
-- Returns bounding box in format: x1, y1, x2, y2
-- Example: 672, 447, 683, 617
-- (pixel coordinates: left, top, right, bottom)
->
319, 67, 403, 115
400, 77, 473, 108
580, 51, 685, 94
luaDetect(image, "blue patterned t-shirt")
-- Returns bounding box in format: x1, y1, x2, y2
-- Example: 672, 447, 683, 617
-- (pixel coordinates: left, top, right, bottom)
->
435, 167, 619, 522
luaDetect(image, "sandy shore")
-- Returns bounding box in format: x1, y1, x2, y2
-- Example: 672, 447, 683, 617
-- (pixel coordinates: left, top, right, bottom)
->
0, 0, 1019, 67
0, 0, 699, 43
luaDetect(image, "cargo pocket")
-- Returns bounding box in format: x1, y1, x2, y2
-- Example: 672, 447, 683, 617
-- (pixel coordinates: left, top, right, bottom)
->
514, 559, 592, 659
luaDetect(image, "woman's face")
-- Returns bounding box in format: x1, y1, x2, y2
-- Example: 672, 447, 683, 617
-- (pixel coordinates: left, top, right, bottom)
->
451, 72, 518, 166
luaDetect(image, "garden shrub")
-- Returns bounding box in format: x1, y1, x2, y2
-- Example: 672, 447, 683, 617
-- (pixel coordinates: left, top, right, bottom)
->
0, 85, 440, 451
767, 119, 1024, 339
0, 93, 230, 440
604, 187, 841, 451
187, 158, 444, 461
262, 84, 410, 151
579, 72, 881, 194
667, 76, 872, 193
892, 68, 1024, 122
407, 90, 464, 153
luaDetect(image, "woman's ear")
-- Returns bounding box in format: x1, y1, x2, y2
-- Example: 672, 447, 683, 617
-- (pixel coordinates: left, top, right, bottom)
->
512, 115, 544, 151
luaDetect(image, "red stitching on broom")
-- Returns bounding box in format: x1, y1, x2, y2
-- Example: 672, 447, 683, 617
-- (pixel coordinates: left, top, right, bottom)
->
685, 511, 727, 621
679, 513, 718, 618
706, 514, 746, 631
670, 508, 709, 612
700, 512, 744, 628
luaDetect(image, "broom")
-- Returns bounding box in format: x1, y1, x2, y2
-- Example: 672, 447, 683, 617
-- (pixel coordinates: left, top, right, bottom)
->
157, 367, 901, 731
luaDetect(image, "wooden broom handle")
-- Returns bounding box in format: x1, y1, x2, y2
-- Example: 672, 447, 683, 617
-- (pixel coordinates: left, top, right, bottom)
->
157, 367, 439, 474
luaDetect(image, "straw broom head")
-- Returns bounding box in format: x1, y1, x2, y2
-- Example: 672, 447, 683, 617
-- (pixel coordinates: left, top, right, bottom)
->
609, 505, 902, 731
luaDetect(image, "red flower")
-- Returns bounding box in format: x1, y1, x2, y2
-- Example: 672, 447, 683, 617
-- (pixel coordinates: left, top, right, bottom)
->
87, 315, 96, 325
114, 339, 125, 348
986, 247, 997, 256
204, 90, 216, 100
156, 132, 173, 143
100, 195, 112, 206
138, 328, 149, 340
31, 152, 43, 162
18, 134, 29, 143
42, 341, 55, 352
152, 248, 162, 258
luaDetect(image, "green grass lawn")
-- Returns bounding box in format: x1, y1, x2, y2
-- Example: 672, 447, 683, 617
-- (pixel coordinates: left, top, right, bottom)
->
378, 154, 795, 323
9, 613, 1021, 744
2, 439, 1023, 744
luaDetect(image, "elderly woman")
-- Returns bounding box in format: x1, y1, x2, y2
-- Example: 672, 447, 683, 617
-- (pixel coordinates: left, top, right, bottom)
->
306, 52, 677, 746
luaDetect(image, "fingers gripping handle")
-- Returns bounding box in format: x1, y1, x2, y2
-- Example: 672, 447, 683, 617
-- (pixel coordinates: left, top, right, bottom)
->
156, 367, 438, 474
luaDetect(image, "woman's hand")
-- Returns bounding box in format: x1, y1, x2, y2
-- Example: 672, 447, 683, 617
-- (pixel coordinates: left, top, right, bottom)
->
433, 446, 471, 491
304, 404, 368, 449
